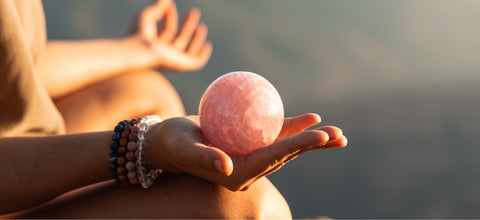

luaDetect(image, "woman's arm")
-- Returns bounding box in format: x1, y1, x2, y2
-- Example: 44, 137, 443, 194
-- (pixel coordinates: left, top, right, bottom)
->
0, 132, 112, 214
37, 0, 212, 98
37, 38, 155, 97
0, 113, 347, 214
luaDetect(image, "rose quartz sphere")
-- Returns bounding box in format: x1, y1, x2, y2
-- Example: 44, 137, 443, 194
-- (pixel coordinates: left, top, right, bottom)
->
199, 71, 284, 156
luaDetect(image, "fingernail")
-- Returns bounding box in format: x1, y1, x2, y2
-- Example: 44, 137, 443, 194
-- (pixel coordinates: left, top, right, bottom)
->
214, 159, 226, 175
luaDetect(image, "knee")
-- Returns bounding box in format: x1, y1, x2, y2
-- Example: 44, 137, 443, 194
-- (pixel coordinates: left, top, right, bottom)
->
212, 177, 292, 219
152, 173, 291, 219
251, 178, 292, 219
6, 175, 292, 219
113, 70, 185, 119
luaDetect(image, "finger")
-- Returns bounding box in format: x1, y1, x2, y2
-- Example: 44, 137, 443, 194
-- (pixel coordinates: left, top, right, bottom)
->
174, 8, 201, 49
175, 41, 212, 72
139, 0, 172, 39
278, 113, 321, 136
269, 135, 347, 175
293, 135, 348, 157
288, 135, 347, 162
245, 130, 328, 180
236, 135, 346, 190
259, 132, 347, 179
282, 126, 343, 152
187, 23, 208, 54
176, 142, 233, 176
320, 135, 348, 149
194, 41, 213, 67
317, 126, 343, 141
250, 130, 328, 172
158, 0, 178, 42
272, 130, 329, 159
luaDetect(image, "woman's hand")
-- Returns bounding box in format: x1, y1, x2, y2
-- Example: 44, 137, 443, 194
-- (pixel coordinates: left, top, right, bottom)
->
129, 0, 212, 72
147, 113, 347, 191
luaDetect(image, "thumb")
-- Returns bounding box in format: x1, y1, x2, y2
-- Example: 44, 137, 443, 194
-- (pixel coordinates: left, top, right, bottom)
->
137, 0, 172, 38
181, 143, 233, 176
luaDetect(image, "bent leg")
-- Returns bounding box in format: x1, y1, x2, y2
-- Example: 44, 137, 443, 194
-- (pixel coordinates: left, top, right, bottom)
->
54, 70, 185, 133
7, 174, 291, 219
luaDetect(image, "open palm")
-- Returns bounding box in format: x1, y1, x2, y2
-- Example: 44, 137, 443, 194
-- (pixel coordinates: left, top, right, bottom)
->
150, 113, 347, 191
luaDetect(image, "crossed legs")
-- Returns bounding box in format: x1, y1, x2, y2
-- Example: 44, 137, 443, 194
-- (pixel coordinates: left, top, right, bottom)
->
8, 174, 291, 219
12, 70, 292, 219
54, 70, 185, 133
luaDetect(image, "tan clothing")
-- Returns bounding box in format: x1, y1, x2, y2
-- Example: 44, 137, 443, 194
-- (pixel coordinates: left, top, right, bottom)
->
0, 0, 65, 136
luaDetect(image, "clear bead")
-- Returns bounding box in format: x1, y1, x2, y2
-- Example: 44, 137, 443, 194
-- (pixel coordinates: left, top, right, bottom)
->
132, 115, 163, 188
136, 140, 146, 149
137, 131, 145, 140
139, 123, 148, 131
145, 177, 153, 185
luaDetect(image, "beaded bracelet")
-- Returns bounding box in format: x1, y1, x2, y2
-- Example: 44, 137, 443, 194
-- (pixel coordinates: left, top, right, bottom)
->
111, 119, 142, 186
110, 115, 163, 188
136, 115, 163, 188
125, 118, 140, 185
109, 119, 129, 184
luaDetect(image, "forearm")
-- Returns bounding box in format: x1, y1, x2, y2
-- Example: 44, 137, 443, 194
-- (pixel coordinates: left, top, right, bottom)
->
0, 131, 113, 214
37, 38, 154, 97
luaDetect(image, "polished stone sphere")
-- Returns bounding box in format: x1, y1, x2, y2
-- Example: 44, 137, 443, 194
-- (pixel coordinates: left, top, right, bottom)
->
199, 71, 284, 156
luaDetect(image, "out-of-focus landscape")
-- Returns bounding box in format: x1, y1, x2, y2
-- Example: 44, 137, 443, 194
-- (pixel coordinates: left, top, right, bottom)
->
43, 0, 480, 218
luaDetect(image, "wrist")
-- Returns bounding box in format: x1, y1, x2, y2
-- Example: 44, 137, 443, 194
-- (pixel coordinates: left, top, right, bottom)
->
145, 118, 183, 174
121, 36, 160, 70
145, 121, 163, 169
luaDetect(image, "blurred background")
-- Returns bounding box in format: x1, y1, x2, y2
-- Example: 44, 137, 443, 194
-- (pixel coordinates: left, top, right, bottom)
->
43, 0, 480, 218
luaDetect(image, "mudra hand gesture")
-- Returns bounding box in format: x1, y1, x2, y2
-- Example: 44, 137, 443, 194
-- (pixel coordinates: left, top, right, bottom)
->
129, 0, 212, 72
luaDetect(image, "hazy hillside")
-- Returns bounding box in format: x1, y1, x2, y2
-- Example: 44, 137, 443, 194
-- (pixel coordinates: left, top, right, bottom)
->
43, 0, 480, 218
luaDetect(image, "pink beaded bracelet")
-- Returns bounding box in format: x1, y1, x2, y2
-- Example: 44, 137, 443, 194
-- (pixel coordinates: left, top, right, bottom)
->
125, 118, 140, 185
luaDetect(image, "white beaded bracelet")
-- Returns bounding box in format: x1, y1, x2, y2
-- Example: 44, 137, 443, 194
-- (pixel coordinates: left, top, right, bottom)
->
135, 115, 163, 188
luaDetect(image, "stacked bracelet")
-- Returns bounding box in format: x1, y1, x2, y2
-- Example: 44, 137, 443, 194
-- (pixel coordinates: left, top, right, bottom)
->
110, 119, 141, 185
110, 115, 163, 188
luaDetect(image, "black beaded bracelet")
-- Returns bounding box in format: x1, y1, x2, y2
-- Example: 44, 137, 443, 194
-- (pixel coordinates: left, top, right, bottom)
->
109, 120, 128, 184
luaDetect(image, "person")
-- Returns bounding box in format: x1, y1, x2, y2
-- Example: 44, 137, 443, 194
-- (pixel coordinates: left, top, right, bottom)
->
0, 0, 348, 218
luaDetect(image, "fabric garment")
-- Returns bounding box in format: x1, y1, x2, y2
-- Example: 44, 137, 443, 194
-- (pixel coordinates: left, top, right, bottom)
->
0, 0, 65, 136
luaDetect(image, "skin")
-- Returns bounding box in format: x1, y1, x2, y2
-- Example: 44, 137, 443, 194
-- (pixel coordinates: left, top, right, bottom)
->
151, 114, 348, 191
0, 114, 346, 217
0, 0, 348, 218
6, 175, 291, 219
38, 0, 212, 98
38, 0, 212, 133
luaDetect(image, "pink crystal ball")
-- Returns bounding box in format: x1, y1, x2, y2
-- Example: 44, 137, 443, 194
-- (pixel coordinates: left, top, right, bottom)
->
199, 71, 284, 156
